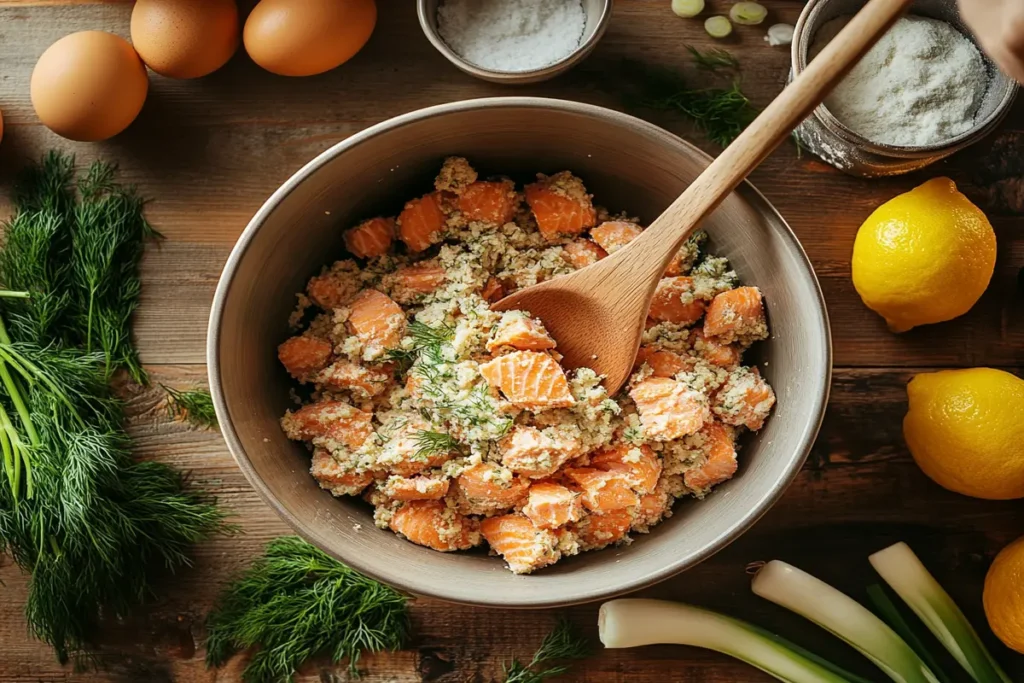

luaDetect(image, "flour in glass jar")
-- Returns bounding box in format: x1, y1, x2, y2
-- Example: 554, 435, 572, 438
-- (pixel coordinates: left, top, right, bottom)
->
436, 0, 587, 72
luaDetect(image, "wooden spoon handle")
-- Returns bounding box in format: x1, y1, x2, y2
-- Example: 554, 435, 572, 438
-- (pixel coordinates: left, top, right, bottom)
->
629, 0, 914, 279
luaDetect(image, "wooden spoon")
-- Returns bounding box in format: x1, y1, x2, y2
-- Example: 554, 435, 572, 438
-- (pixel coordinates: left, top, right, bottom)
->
493, 0, 913, 394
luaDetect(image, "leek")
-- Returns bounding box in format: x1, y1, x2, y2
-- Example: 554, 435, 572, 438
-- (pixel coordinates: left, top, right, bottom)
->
672, 0, 705, 18
599, 599, 858, 683
752, 561, 942, 683
870, 543, 1012, 683
704, 16, 733, 38
730, 2, 768, 25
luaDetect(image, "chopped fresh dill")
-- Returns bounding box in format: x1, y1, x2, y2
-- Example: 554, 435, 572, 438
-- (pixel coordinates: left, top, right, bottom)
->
686, 45, 740, 72
205, 536, 410, 683
502, 619, 592, 683
616, 59, 758, 146
163, 385, 218, 430
414, 430, 463, 459
622, 426, 644, 445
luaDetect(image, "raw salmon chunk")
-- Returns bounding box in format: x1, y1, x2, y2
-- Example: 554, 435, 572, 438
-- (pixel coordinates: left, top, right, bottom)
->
525, 172, 597, 240
481, 514, 561, 574
561, 238, 607, 269
690, 329, 742, 369
316, 360, 392, 397
346, 289, 407, 359
633, 489, 671, 533
649, 277, 706, 325
591, 221, 643, 254
576, 508, 632, 550
389, 500, 478, 552
486, 314, 556, 353
565, 467, 640, 512
522, 482, 584, 529
381, 474, 450, 501
590, 444, 662, 494
634, 346, 691, 378
389, 260, 446, 304
713, 367, 776, 431
280, 400, 373, 450
479, 351, 575, 410
376, 423, 452, 476
498, 426, 583, 478
307, 267, 362, 310
344, 217, 395, 259
704, 286, 768, 345
630, 377, 710, 440
310, 448, 374, 496
453, 462, 530, 515
684, 421, 738, 492
481, 277, 505, 303
398, 192, 445, 252
278, 335, 333, 381
458, 180, 518, 225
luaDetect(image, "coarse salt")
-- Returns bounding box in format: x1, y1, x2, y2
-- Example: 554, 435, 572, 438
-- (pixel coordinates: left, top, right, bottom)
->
811, 15, 988, 147
436, 0, 586, 72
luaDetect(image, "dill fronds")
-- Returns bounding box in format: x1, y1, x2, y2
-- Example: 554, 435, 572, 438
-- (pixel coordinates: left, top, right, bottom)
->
205, 536, 410, 683
617, 59, 758, 146
502, 619, 592, 683
413, 430, 462, 459
0, 153, 229, 663
163, 385, 218, 429
686, 45, 740, 72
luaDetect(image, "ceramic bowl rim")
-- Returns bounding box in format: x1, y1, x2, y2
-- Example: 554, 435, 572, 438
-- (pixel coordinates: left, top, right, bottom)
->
208, 97, 833, 606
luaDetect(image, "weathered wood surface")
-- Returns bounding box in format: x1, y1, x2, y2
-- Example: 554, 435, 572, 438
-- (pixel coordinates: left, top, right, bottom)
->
0, 1, 1022, 681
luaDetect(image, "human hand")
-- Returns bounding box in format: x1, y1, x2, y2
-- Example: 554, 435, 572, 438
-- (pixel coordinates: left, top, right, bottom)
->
959, 0, 1024, 83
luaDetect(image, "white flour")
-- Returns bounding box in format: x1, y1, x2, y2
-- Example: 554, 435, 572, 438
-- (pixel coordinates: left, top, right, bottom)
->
437, 0, 586, 72
811, 15, 988, 147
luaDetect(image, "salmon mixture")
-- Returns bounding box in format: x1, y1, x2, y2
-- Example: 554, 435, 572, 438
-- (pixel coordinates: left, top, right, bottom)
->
278, 157, 776, 574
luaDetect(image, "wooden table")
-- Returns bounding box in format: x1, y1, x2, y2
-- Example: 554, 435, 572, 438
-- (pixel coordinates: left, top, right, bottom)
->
1, 1, 1022, 681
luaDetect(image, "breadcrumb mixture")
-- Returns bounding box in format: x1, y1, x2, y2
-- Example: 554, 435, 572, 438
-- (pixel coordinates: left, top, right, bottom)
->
278, 158, 775, 574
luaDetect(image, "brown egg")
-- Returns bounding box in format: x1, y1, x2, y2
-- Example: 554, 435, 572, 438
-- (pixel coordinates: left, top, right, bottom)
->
244, 0, 376, 77
31, 31, 148, 142
131, 0, 240, 79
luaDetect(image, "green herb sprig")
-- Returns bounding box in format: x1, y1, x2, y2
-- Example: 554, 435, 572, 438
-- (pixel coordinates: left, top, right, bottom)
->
686, 45, 740, 72
502, 619, 592, 683
163, 385, 218, 429
205, 536, 410, 683
0, 153, 228, 663
616, 54, 758, 146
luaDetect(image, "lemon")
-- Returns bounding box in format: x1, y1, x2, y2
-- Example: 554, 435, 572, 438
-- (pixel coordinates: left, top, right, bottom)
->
903, 368, 1024, 500
851, 177, 995, 332
984, 535, 1024, 654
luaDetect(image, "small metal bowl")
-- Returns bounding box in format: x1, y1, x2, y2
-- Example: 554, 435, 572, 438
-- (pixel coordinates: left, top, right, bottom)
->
792, 0, 1019, 177
417, 0, 613, 84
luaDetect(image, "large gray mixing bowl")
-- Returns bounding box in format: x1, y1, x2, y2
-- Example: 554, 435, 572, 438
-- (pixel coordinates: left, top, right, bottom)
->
209, 97, 832, 607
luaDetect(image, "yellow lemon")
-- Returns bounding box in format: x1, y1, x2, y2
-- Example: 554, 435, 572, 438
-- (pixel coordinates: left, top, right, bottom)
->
903, 368, 1024, 500
851, 177, 995, 332
984, 535, 1024, 654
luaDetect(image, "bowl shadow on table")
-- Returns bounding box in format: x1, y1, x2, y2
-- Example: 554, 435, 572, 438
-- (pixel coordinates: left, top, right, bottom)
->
210, 100, 831, 607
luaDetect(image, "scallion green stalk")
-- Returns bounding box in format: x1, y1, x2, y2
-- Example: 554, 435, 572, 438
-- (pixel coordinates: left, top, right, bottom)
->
869, 543, 1012, 683
599, 599, 856, 683
752, 561, 942, 683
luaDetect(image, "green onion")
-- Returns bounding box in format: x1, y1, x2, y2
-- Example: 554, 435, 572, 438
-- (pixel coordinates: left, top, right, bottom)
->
752, 561, 942, 683
730, 2, 768, 25
704, 15, 733, 38
599, 599, 858, 683
671, 0, 705, 18
869, 543, 1012, 683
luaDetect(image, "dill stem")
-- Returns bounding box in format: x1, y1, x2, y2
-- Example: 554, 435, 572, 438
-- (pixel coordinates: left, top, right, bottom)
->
0, 422, 15, 502
85, 288, 95, 355
0, 290, 30, 298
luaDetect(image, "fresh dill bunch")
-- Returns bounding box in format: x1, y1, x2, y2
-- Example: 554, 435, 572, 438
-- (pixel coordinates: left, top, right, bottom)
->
1, 152, 159, 383
502, 619, 592, 683
205, 536, 410, 683
0, 338, 230, 662
686, 45, 740, 72
617, 59, 758, 146
163, 385, 218, 429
